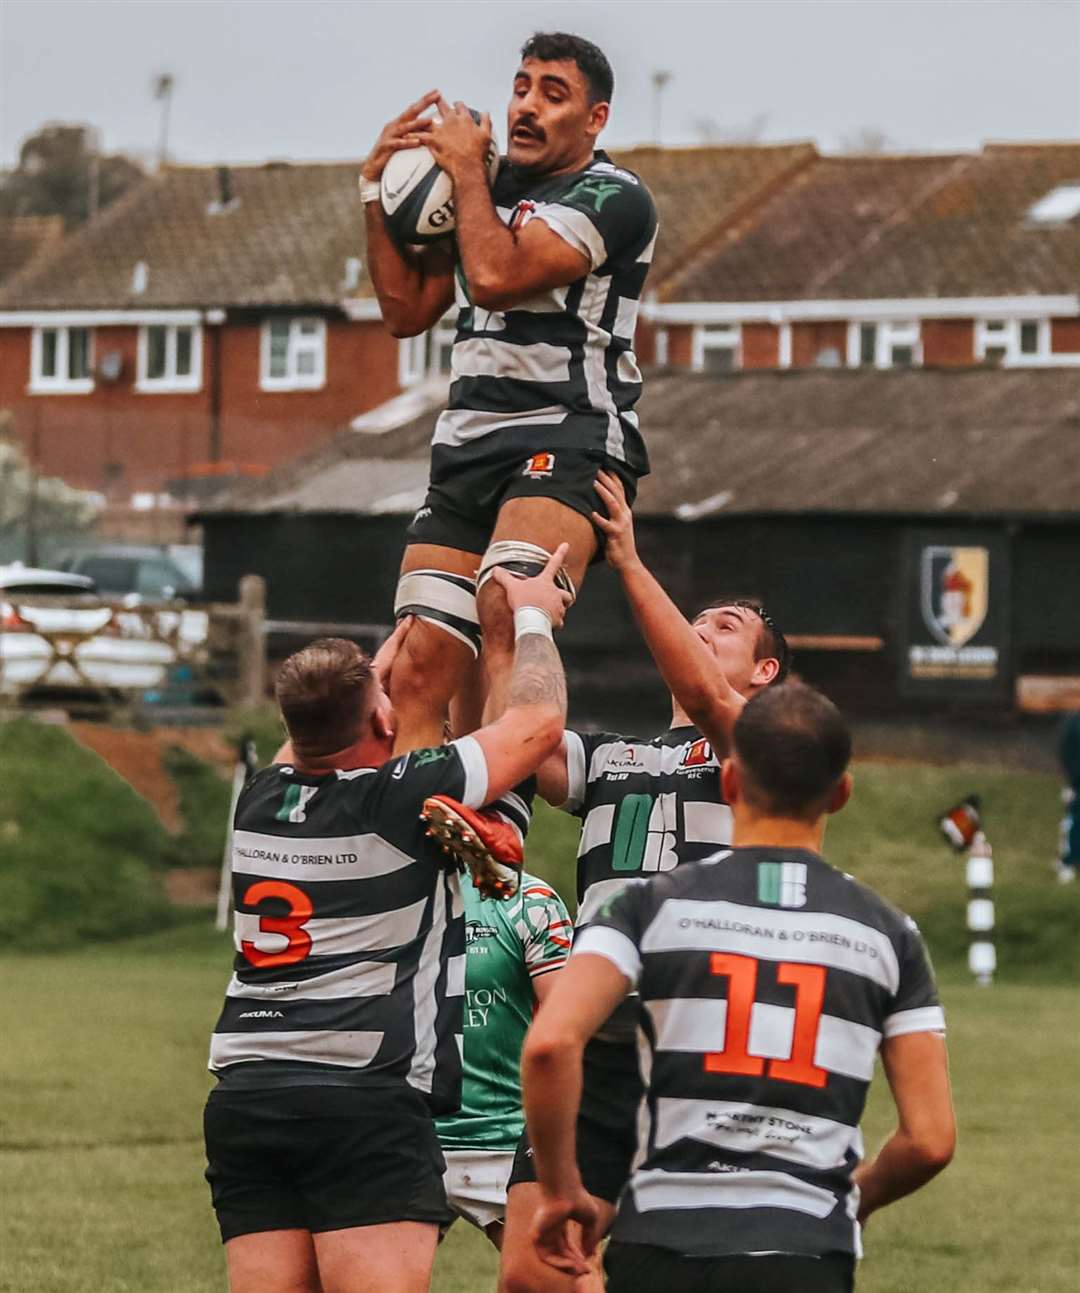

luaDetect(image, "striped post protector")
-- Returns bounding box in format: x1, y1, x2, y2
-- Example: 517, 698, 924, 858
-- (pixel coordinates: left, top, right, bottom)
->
965, 831, 995, 986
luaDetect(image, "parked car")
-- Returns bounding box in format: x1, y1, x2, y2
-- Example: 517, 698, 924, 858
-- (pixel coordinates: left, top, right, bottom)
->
0, 564, 208, 700
57, 545, 202, 601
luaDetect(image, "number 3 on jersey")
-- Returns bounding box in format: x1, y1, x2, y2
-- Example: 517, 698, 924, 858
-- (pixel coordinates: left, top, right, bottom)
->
240, 880, 313, 968
705, 952, 829, 1089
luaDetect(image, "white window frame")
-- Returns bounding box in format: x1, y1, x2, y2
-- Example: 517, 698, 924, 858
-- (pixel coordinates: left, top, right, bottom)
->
398, 316, 456, 387
973, 318, 1051, 366
691, 323, 741, 372
846, 320, 922, 370
29, 325, 94, 393
260, 316, 326, 391
136, 323, 203, 393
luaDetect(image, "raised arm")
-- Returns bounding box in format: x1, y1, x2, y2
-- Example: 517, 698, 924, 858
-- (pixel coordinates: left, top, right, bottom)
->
361, 91, 456, 337
469, 546, 573, 804
851, 1031, 956, 1223
424, 102, 590, 311
592, 471, 746, 745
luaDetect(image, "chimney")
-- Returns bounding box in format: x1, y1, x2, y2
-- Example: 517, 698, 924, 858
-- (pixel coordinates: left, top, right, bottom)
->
217, 166, 233, 208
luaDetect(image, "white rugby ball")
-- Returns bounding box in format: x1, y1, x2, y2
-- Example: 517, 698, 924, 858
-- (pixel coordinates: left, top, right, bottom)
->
380, 116, 499, 245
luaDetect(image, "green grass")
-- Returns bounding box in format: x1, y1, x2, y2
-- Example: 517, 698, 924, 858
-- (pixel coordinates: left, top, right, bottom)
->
0, 719, 176, 950
1, 926, 1077, 1292
2, 741, 1077, 1288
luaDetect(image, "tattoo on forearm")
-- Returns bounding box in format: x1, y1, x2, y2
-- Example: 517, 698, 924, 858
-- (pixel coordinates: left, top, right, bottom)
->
508, 633, 567, 715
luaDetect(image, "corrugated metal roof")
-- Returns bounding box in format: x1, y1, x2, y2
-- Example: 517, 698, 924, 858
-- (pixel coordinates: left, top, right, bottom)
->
198, 368, 1080, 522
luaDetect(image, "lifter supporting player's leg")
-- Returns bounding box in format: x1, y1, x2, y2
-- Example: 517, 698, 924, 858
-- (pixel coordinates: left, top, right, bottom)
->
478, 497, 597, 725
499, 1182, 612, 1293
390, 543, 482, 754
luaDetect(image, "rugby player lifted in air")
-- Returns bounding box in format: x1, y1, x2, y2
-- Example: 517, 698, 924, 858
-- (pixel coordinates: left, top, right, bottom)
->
422, 472, 789, 1293
361, 31, 658, 753
523, 683, 956, 1293
201, 554, 571, 1293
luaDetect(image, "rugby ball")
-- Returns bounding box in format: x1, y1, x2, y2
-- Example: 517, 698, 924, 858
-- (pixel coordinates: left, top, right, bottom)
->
380, 114, 499, 245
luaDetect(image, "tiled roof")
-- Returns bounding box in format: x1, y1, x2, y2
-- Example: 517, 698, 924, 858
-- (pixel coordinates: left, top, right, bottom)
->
611, 142, 817, 289
663, 152, 974, 301
0, 163, 373, 310
664, 142, 1080, 302
199, 368, 1080, 521
0, 146, 818, 313
826, 142, 1080, 298
0, 216, 65, 286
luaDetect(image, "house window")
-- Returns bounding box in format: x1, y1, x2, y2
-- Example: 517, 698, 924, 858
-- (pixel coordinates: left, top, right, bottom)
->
137, 323, 202, 391
260, 317, 326, 390
1026, 184, 1080, 225
974, 318, 1049, 365
398, 317, 456, 387
847, 320, 921, 369
692, 324, 741, 374
30, 325, 93, 392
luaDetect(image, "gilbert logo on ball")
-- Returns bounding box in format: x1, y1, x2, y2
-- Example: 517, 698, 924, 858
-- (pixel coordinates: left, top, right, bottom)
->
381, 110, 500, 245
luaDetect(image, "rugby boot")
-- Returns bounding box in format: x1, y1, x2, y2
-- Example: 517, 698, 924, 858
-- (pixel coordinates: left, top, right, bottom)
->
422, 796, 523, 899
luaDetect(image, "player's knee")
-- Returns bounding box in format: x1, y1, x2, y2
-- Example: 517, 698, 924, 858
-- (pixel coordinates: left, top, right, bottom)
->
476, 539, 577, 647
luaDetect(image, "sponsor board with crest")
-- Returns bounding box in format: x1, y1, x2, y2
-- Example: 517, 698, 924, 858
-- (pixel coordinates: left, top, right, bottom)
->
900, 529, 1009, 696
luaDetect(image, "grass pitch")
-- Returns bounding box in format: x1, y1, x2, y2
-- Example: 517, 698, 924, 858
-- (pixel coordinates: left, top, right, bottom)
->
2, 754, 1077, 1290
2, 925, 1076, 1292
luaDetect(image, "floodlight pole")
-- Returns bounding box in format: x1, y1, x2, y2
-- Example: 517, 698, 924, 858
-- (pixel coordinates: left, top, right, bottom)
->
652, 70, 672, 146
154, 73, 175, 170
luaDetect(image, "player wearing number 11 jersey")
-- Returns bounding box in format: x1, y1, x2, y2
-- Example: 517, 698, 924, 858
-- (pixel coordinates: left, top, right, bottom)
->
523, 683, 955, 1293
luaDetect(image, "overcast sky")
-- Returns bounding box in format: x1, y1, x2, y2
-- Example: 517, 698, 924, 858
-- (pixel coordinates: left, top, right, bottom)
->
1, 0, 1078, 168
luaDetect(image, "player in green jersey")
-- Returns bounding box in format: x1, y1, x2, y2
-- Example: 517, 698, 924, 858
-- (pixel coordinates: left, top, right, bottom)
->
437, 870, 573, 1248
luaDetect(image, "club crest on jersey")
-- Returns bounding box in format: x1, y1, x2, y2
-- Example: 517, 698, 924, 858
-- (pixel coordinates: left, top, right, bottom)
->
522, 451, 555, 479
920, 545, 989, 648
682, 738, 713, 767
465, 920, 497, 944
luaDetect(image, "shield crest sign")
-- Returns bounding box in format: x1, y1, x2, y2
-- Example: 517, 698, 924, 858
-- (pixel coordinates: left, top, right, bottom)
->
921, 546, 989, 647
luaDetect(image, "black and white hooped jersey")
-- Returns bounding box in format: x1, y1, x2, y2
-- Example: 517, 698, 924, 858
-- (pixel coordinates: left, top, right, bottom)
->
562, 726, 733, 1044
433, 151, 658, 472
575, 847, 945, 1259
208, 738, 488, 1116
563, 726, 732, 929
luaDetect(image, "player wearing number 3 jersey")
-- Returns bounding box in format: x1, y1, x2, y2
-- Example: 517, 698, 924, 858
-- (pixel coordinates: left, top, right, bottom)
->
523, 683, 956, 1293
202, 551, 572, 1293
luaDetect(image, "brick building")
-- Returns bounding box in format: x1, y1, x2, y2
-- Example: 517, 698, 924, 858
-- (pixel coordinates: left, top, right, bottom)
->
645, 143, 1080, 374
0, 163, 396, 499
2, 140, 1079, 508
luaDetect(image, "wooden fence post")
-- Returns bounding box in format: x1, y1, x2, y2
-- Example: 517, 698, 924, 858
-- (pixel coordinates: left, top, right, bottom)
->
237, 575, 267, 707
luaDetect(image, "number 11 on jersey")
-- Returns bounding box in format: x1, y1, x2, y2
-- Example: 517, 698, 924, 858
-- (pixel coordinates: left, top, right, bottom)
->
704, 952, 829, 1089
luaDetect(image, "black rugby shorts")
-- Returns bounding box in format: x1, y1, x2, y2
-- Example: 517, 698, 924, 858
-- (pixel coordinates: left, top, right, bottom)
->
604, 1244, 856, 1293
203, 1083, 452, 1242
508, 1037, 642, 1205
406, 435, 640, 557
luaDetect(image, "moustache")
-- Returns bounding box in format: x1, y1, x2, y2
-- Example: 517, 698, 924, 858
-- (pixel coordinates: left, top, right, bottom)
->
511, 119, 545, 142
